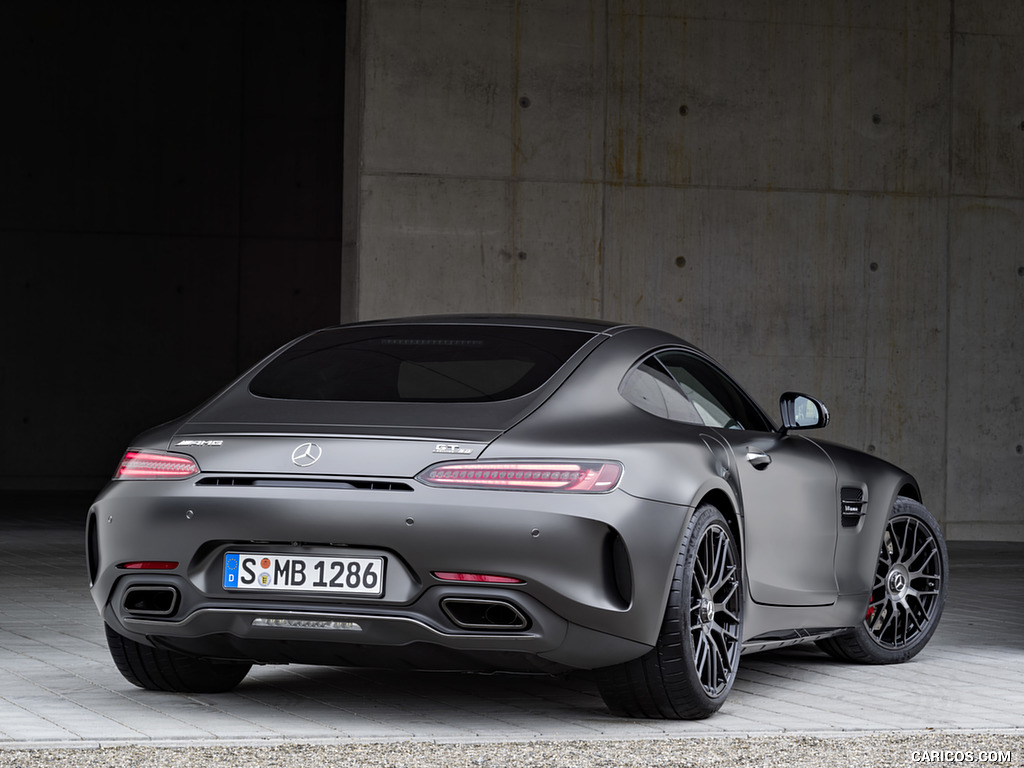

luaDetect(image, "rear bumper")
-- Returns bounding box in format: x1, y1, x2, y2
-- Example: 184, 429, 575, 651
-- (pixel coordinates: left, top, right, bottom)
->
89, 475, 691, 669
104, 585, 649, 670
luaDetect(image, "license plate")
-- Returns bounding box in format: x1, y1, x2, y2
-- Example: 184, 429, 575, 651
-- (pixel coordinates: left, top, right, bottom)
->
223, 552, 384, 596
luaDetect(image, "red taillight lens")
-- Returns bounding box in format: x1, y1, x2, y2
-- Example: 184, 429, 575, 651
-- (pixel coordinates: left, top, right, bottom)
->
417, 461, 622, 492
433, 572, 524, 584
115, 451, 199, 480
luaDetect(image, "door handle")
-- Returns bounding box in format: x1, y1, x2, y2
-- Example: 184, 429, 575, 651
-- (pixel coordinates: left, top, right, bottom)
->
746, 448, 772, 470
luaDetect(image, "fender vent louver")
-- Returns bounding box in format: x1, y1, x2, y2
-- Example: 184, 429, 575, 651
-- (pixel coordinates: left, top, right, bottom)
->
196, 477, 413, 492
840, 487, 866, 528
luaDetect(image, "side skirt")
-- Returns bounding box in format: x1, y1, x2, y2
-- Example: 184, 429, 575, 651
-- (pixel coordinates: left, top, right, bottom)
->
741, 627, 849, 655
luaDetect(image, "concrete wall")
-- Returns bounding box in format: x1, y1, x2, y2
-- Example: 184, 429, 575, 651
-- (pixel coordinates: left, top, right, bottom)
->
351, 1, 1024, 540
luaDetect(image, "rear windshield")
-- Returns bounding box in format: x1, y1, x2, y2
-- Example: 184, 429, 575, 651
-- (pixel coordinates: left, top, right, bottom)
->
249, 324, 596, 402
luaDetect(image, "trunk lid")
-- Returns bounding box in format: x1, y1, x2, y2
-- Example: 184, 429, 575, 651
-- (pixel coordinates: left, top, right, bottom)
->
167, 430, 487, 478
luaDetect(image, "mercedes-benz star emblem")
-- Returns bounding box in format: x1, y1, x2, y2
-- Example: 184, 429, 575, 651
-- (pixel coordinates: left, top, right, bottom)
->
291, 442, 322, 467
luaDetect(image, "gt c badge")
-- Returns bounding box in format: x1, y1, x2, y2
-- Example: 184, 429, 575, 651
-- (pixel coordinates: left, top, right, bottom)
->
433, 444, 473, 455
291, 442, 322, 467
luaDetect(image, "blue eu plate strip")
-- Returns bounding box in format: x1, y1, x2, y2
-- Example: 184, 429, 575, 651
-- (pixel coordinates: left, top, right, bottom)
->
223, 553, 239, 588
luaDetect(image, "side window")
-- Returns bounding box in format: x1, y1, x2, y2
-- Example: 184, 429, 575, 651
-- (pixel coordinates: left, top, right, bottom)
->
658, 352, 774, 432
619, 357, 703, 424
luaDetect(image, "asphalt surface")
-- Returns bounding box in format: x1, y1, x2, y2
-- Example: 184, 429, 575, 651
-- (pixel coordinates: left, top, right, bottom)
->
1, 494, 1022, 765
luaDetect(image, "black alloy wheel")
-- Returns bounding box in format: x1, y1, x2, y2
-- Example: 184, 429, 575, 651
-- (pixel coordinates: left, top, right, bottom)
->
817, 496, 947, 664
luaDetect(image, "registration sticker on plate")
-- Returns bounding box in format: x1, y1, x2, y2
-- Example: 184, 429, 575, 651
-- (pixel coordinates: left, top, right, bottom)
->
223, 553, 384, 596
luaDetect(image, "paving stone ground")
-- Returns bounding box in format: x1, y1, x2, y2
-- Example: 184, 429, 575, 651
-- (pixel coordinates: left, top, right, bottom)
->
1, 495, 1021, 753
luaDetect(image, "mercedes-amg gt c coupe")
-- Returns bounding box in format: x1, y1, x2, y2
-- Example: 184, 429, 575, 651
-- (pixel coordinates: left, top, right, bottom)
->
87, 315, 947, 719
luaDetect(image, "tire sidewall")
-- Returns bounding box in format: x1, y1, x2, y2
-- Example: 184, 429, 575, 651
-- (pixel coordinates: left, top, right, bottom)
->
666, 504, 743, 714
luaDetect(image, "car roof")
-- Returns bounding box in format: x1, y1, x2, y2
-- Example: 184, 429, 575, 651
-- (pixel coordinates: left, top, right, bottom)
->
337, 314, 638, 335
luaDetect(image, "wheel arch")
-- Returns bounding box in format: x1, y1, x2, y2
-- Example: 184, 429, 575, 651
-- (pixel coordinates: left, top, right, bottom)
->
633, 484, 741, 650
692, 488, 743, 563
833, 466, 927, 600
896, 481, 921, 504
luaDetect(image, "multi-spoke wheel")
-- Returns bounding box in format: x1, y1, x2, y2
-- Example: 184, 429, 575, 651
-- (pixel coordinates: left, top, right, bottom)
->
817, 496, 947, 664
596, 504, 742, 719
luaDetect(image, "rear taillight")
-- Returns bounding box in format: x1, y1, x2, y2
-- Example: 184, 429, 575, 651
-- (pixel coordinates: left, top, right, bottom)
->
417, 461, 622, 492
115, 451, 199, 480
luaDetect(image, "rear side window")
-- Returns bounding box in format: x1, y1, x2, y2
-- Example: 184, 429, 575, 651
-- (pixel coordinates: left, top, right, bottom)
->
250, 325, 595, 402
620, 350, 774, 432
658, 352, 774, 431
619, 358, 703, 423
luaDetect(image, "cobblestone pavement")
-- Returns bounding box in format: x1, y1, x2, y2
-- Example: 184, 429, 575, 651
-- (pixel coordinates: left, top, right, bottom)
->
0, 496, 1021, 759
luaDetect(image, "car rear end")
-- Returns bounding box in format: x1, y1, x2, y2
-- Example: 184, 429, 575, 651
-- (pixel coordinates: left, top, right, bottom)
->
87, 318, 672, 676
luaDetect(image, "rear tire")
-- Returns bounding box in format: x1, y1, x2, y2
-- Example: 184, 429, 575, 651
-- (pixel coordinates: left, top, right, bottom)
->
105, 623, 252, 693
595, 504, 743, 719
816, 496, 947, 664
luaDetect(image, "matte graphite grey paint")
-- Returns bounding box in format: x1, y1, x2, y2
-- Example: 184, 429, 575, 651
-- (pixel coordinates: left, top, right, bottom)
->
88, 316, 947, 718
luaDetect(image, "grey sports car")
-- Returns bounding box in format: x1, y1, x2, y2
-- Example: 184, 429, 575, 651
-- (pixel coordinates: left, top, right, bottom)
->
87, 315, 947, 719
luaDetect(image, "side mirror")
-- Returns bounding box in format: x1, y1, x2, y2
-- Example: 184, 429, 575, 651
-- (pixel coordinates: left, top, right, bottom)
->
779, 392, 830, 433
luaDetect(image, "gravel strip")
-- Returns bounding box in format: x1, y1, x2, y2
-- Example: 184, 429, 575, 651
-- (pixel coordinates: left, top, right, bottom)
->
1, 734, 1021, 768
